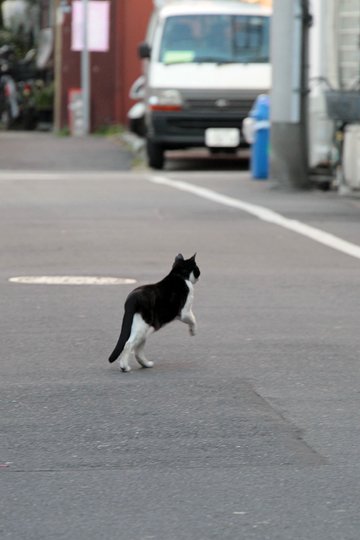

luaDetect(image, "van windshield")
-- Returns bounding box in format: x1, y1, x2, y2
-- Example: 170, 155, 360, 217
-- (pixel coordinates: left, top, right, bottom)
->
159, 14, 270, 65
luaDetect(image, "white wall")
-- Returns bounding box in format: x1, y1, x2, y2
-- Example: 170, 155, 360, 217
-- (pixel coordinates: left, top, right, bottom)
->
307, 0, 336, 168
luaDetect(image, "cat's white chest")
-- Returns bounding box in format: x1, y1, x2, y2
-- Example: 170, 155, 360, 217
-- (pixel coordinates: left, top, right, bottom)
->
181, 279, 194, 317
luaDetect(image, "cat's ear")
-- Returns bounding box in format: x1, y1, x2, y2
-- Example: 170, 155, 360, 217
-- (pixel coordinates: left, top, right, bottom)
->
173, 253, 184, 267
190, 252, 197, 261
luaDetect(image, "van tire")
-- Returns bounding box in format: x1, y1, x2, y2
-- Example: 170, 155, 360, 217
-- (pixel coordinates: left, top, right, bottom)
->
147, 140, 164, 169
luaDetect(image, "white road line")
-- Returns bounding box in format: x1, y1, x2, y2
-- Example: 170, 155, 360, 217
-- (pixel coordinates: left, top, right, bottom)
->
0, 171, 126, 181
149, 175, 360, 261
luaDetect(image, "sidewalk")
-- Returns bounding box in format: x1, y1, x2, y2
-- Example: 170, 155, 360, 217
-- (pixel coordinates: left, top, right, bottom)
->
0, 131, 133, 171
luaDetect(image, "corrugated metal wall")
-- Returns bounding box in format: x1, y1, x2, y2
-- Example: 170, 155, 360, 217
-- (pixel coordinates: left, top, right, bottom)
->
60, 0, 153, 131
336, 0, 360, 88
115, 0, 153, 126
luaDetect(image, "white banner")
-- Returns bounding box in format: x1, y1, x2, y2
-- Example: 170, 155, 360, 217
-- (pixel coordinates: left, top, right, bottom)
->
71, 1, 110, 52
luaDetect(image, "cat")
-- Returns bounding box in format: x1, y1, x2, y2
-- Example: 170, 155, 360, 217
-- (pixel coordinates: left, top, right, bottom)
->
108, 253, 200, 372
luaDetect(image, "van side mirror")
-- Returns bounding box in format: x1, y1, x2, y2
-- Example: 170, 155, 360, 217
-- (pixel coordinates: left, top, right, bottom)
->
138, 42, 151, 59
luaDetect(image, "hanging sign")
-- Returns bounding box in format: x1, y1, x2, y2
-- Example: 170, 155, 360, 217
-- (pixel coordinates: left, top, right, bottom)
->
71, 1, 110, 52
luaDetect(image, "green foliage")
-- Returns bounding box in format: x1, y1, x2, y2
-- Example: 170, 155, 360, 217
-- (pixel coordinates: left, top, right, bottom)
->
0, 28, 29, 59
34, 82, 54, 111
94, 124, 126, 136
56, 126, 71, 137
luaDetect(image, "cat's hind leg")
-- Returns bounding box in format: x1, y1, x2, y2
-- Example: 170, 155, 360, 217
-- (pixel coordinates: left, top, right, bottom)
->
119, 314, 154, 372
118, 340, 133, 372
134, 339, 154, 369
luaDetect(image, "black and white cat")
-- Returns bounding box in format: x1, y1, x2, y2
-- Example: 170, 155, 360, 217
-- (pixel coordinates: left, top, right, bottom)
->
108, 253, 200, 372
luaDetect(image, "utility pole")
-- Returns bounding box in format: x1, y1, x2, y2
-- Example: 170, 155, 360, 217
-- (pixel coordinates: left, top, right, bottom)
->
81, 0, 90, 135
270, 0, 312, 189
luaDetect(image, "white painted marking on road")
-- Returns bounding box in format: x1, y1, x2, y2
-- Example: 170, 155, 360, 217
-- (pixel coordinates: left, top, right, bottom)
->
9, 276, 137, 286
0, 171, 130, 181
149, 175, 360, 261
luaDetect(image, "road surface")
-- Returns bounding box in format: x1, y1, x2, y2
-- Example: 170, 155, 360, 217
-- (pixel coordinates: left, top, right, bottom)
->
1, 133, 360, 539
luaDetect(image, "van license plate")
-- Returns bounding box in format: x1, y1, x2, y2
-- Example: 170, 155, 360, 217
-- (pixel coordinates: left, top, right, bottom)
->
205, 128, 240, 148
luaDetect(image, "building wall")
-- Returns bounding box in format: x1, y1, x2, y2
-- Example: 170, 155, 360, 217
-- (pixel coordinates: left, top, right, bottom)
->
114, 0, 153, 126
59, 0, 153, 131
335, 0, 360, 88
308, 0, 336, 168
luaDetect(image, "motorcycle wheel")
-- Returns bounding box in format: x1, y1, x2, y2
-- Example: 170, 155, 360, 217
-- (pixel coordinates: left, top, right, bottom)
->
23, 109, 37, 131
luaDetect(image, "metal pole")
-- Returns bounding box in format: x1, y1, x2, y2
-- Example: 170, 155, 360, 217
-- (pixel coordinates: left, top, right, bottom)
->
54, 0, 63, 132
270, 0, 311, 189
81, 0, 90, 135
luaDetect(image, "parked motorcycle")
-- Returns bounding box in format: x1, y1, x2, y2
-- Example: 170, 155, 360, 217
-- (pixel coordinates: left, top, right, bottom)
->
16, 79, 37, 130
0, 45, 20, 129
0, 46, 40, 130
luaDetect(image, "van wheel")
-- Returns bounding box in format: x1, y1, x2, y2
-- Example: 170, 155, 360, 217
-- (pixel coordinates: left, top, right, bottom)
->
147, 140, 164, 169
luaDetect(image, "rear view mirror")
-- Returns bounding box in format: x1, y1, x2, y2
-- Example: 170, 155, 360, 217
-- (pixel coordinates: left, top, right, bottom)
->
138, 42, 151, 59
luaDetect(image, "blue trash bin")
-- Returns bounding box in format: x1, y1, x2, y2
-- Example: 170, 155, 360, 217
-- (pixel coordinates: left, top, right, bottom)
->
249, 94, 270, 179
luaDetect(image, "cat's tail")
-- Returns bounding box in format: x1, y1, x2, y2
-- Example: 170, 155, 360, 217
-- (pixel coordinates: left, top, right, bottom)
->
108, 295, 136, 363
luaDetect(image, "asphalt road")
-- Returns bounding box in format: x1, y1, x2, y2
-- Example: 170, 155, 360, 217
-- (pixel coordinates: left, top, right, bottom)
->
1, 133, 360, 539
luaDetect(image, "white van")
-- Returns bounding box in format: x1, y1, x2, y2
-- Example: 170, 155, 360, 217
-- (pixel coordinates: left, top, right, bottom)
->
138, 0, 271, 169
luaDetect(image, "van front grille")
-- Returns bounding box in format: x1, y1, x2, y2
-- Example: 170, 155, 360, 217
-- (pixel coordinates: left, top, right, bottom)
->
168, 117, 242, 131
185, 98, 254, 116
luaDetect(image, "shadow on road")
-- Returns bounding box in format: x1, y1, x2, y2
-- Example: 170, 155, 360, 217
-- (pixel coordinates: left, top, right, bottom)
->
163, 149, 250, 172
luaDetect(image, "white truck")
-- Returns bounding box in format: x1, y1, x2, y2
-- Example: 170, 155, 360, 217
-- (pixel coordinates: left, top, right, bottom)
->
137, 0, 271, 169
